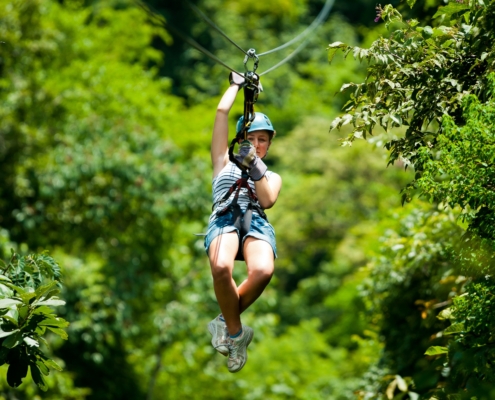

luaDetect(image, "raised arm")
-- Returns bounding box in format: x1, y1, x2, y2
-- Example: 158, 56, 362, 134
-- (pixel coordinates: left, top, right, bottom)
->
211, 75, 244, 178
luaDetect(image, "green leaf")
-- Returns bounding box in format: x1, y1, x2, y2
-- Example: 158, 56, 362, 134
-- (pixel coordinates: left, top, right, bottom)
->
409, 392, 420, 400
34, 281, 58, 300
340, 83, 355, 92
425, 346, 448, 356
43, 358, 63, 372
433, 3, 470, 19
32, 305, 56, 316
0, 315, 18, 326
0, 299, 22, 309
444, 322, 465, 335
2, 331, 22, 349
18, 305, 29, 320
46, 326, 68, 340
38, 317, 69, 328
2, 283, 26, 295
390, 114, 403, 126
437, 307, 453, 320
30, 363, 48, 391
36, 298, 65, 307
36, 360, 49, 376
7, 353, 28, 388
422, 26, 433, 38
406, 0, 417, 8
0, 329, 19, 339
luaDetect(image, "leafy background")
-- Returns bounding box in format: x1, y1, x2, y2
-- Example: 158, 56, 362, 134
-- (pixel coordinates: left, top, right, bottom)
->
0, 0, 494, 399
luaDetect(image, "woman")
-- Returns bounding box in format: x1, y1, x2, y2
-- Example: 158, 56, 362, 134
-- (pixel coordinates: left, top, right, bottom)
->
204, 73, 282, 373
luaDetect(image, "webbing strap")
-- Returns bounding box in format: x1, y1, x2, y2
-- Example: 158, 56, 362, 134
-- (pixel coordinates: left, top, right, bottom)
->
228, 72, 260, 168
215, 173, 266, 261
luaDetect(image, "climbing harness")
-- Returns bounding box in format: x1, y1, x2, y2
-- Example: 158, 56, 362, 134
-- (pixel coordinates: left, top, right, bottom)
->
135, 0, 336, 256
222, 49, 266, 260
214, 170, 268, 261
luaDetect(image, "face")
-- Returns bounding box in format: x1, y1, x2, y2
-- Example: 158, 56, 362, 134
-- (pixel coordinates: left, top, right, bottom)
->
246, 130, 272, 158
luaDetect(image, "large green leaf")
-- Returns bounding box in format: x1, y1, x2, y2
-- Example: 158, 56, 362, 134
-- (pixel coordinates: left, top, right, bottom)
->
6, 352, 28, 388
2, 331, 22, 349
29, 363, 48, 391
0, 299, 22, 308
444, 322, 465, 336
46, 326, 68, 340
432, 2, 470, 19
0, 329, 19, 339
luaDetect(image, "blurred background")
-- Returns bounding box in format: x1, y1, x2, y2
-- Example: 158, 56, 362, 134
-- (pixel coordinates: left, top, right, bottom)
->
0, 0, 451, 399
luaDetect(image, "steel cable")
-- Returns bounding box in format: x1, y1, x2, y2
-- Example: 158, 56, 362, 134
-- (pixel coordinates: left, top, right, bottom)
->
135, 0, 242, 75
258, 0, 335, 57
135, 0, 335, 77
184, 0, 248, 56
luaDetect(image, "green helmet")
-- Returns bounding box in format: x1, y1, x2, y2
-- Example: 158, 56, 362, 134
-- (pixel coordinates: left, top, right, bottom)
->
236, 112, 275, 135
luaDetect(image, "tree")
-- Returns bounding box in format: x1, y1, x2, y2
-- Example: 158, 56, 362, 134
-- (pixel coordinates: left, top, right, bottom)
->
330, 0, 495, 398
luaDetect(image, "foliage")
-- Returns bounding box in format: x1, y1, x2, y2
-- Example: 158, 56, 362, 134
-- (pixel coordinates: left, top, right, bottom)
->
356, 206, 464, 398
415, 82, 495, 278
1, 0, 471, 398
331, 1, 495, 399
437, 278, 495, 399
329, 1, 495, 201
0, 251, 68, 391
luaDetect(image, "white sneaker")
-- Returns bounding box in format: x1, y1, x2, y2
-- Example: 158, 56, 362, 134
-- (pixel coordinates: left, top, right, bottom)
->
227, 326, 254, 373
207, 316, 229, 357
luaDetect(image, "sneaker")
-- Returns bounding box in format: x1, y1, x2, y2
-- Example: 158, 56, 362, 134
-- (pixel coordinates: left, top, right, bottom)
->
227, 326, 254, 373
207, 316, 229, 357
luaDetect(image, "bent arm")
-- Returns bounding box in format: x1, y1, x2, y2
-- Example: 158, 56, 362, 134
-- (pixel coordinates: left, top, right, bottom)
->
254, 172, 282, 209
211, 84, 240, 178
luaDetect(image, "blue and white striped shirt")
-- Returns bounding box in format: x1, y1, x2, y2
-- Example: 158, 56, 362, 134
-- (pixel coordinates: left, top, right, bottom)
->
209, 162, 273, 222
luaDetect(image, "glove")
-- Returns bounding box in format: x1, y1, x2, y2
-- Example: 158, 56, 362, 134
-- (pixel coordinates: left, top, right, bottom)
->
229, 72, 245, 86
234, 140, 268, 181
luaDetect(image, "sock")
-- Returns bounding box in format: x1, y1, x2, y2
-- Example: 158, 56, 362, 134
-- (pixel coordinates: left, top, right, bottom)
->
230, 328, 243, 339
219, 314, 225, 322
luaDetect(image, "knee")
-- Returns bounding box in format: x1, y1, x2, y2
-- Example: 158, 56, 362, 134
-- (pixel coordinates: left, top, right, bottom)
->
211, 261, 233, 282
249, 265, 274, 284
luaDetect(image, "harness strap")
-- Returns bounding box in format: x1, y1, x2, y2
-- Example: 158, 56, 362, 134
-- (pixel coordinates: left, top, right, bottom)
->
228, 72, 260, 169
215, 171, 267, 261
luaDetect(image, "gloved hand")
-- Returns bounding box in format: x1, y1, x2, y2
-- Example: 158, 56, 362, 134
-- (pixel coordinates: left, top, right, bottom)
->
229, 72, 245, 86
234, 140, 268, 181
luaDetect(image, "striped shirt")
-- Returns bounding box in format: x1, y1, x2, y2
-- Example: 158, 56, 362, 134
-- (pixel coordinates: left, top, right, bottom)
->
209, 162, 273, 222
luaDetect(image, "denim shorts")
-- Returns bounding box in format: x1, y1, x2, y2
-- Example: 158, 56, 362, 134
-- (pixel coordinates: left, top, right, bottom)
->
204, 210, 277, 259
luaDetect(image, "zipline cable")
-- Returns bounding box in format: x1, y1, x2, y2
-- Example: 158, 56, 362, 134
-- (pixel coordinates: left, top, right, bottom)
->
260, 36, 312, 76
184, 0, 248, 57
135, 0, 243, 75
258, 0, 335, 57
135, 0, 335, 77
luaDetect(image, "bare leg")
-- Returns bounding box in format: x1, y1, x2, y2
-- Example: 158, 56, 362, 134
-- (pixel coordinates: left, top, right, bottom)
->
208, 232, 242, 335
238, 237, 274, 313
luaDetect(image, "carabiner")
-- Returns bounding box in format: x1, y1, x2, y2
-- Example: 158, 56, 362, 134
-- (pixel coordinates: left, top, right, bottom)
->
243, 48, 259, 73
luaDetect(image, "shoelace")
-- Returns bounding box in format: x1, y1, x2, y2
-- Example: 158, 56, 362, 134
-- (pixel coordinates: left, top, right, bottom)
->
228, 339, 238, 360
